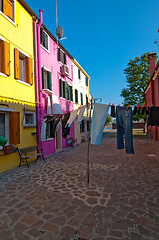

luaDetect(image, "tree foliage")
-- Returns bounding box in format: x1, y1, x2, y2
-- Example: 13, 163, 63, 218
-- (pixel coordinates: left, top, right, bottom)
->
105, 114, 112, 126
121, 53, 150, 120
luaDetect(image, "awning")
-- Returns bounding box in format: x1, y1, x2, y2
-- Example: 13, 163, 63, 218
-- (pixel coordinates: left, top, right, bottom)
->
52, 94, 63, 115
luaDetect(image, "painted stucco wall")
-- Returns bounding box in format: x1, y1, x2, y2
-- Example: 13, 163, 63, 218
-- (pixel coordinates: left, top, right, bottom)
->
38, 31, 74, 156
0, 0, 35, 103
72, 61, 90, 143
0, 0, 36, 173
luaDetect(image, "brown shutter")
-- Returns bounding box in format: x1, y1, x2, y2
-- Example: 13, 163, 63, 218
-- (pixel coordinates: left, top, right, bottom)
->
9, 112, 20, 145
14, 48, 19, 79
26, 57, 33, 85
5, 41, 10, 76
0, 40, 10, 75
3, 0, 13, 20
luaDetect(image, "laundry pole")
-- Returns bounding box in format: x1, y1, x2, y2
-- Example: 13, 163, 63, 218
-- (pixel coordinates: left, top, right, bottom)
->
87, 100, 93, 185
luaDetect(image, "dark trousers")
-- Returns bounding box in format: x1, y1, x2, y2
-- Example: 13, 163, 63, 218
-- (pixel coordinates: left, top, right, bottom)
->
116, 107, 134, 154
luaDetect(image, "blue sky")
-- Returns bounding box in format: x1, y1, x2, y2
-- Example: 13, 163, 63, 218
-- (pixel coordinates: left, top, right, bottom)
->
27, 0, 159, 105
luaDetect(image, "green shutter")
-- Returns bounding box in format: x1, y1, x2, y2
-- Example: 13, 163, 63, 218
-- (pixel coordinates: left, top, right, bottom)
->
59, 79, 62, 97
81, 93, 83, 105
75, 89, 78, 103
63, 81, 66, 98
64, 53, 66, 64
47, 71, 51, 90
44, 32, 48, 50
41, 67, 44, 89
58, 48, 61, 61
70, 86, 73, 101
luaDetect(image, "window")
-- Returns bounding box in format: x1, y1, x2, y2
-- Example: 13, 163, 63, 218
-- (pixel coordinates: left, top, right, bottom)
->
14, 48, 33, 85
59, 79, 73, 101
0, 113, 5, 137
0, 111, 20, 145
86, 95, 88, 105
85, 76, 88, 86
0, 39, 10, 75
75, 89, 78, 104
0, 0, 15, 22
40, 28, 49, 50
58, 48, 66, 64
80, 92, 83, 106
24, 110, 35, 127
41, 67, 52, 90
87, 120, 90, 132
46, 121, 54, 139
78, 69, 81, 79
80, 120, 85, 133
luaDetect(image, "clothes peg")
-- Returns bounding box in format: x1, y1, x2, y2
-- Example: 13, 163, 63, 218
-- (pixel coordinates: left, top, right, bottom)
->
117, 104, 120, 107
127, 104, 131, 108
108, 103, 111, 107
138, 104, 141, 114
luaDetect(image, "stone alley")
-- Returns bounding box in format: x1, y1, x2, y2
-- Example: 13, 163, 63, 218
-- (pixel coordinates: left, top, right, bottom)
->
0, 132, 159, 240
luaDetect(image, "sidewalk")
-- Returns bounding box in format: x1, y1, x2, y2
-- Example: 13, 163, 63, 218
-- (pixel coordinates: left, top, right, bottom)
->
0, 132, 159, 240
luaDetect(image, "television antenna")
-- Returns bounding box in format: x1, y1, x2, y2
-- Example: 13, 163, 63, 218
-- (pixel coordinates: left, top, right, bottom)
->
56, 0, 66, 42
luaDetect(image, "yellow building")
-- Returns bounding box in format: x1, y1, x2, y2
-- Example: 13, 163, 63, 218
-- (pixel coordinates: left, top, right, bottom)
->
72, 59, 91, 143
0, 0, 37, 173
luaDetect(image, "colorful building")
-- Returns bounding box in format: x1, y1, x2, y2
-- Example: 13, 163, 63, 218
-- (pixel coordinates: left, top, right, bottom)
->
35, 10, 75, 156
0, 0, 37, 173
145, 53, 159, 140
72, 59, 90, 143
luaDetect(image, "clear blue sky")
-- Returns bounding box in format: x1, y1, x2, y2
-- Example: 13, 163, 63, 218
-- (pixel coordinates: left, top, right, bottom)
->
27, 0, 159, 105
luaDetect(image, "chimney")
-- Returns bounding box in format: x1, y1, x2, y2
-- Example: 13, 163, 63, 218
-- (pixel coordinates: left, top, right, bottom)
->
148, 53, 157, 77
39, 9, 43, 25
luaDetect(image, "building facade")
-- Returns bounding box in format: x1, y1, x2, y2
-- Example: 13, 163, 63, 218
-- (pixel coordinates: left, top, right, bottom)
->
0, 0, 37, 173
35, 10, 75, 156
72, 59, 90, 143
145, 53, 159, 140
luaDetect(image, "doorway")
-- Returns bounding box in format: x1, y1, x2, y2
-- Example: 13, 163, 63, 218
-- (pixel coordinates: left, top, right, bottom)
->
55, 122, 62, 152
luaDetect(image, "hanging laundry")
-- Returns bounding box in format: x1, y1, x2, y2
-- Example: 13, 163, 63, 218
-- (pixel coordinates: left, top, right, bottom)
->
78, 106, 86, 122
141, 105, 146, 115
116, 106, 134, 154
67, 109, 79, 126
146, 106, 150, 115
41, 118, 47, 141
147, 107, 159, 127
111, 105, 116, 118
133, 106, 138, 115
91, 103, 109, 145
62, 112, 71, 138
138, 104, 141, 114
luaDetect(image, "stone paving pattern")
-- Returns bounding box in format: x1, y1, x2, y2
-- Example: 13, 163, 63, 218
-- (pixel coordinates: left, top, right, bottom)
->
0, 132, 159, 240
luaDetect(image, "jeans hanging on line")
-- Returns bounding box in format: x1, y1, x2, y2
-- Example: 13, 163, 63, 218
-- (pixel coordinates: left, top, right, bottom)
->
116, 107, 134, 154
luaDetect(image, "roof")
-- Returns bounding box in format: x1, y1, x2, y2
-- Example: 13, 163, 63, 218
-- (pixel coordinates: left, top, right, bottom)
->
18, 0, 38, 18
42, 24, 74, 60
72, 59, 90, 79
145, 60, 159, 92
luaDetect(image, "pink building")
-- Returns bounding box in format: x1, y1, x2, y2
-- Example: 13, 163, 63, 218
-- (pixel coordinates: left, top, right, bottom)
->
34, 10, 74, 156
145, 53, 159, 140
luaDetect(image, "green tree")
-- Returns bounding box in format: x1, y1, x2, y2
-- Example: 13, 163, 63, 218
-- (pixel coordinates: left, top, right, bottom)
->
105, 114, 112, 126
121, 52, 150, 121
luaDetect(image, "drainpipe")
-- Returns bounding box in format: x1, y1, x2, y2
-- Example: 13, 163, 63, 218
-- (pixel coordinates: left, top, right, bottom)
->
33, 16, 39, 148
37, 9, 43, 152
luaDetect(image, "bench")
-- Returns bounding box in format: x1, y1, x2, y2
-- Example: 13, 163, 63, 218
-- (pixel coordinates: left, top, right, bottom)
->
66, 137, 78, 148
18, 145, 45, 168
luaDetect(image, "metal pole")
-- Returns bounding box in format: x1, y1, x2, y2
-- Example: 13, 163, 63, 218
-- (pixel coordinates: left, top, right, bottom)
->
87, 99, 92, 185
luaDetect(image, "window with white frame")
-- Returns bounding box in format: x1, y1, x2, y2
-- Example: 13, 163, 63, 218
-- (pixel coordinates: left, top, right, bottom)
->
19, 52, 26, 82
24, 110, 35, 127
46, 121, 54, 139
58, 48, 66, 64
59, 79, 73, 101
0, 112, 9, 145
40, 28, 49, 51
0, 0, 15, 22
41, 67, 52, 90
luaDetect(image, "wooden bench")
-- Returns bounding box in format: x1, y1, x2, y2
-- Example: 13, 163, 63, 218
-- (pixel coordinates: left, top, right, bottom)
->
66, 137, 78, 148
18, 145, 45, 168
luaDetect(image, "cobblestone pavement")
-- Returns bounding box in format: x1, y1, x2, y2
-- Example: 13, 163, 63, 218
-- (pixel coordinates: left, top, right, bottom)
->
0, 132, 159, 240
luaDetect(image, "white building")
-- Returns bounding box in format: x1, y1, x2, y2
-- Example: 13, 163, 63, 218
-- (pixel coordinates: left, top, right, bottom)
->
72, 59, 91, 143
